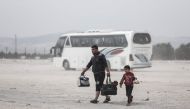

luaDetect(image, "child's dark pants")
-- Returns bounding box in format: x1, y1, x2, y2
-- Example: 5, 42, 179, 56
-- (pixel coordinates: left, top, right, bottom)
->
125, 85, 133, 97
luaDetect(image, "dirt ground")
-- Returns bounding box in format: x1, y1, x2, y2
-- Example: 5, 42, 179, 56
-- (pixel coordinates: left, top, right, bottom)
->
0, 59, 190, 109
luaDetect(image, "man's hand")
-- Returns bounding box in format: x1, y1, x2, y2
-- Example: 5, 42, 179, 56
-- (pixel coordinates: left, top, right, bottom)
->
81, 72, 84, 76
120, 84, 122, 88
81, 67, 89, 76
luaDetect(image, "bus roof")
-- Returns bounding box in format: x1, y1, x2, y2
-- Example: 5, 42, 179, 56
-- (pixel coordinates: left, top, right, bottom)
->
61, 30, 137, 37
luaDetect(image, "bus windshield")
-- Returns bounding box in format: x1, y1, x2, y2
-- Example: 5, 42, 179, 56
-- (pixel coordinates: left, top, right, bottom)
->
53, 36, 67, 56
70, 34, 128, 47
133, 33, 151, 44
56, 37, 66, 48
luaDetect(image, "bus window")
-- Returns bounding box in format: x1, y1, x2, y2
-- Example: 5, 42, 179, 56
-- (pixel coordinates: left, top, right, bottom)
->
103, 35, 127, 47
70, 36, 91, 47
133, 33, 151, 44
92, 37, 104, 46
103, 36, 115, 47
71, 37, 81, 47
70, 35, 127, 47
80, 37, 91, 47
113, 35, 128, 47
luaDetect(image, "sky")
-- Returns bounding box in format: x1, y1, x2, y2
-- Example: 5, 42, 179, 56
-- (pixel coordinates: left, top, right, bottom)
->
0, 0, 190, 38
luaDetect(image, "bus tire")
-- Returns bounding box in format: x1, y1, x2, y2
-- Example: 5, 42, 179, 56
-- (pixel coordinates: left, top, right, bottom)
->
63, 60, 70, 70
107, 61, 111, 70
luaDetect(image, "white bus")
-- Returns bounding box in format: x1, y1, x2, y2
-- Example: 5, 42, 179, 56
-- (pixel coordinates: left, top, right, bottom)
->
50, 30, 152, 70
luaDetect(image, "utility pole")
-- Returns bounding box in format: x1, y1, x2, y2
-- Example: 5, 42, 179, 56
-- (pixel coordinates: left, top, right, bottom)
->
34, 48, 36, 56
44, 48, 46, 56
5, 47, 8, 58
15, 34, 17, 58
24, 48, 27, 56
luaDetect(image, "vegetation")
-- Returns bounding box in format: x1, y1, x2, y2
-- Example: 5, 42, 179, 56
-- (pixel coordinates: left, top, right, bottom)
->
152, 42, 190, 60
0, 51, 51, 59
1, 42, 190, 60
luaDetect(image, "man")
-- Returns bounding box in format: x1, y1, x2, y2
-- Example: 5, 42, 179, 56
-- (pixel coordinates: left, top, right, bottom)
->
81, 45, 111, 104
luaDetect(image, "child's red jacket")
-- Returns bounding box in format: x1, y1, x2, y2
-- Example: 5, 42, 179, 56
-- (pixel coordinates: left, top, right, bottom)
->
120, 72, 135, 86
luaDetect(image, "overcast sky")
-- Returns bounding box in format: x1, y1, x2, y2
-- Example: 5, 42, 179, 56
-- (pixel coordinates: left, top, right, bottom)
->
0, 0, 190, 37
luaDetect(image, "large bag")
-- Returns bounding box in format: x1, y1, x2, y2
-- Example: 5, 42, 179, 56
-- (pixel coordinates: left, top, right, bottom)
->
77, 75, 90, 87
101, 77, 117, 95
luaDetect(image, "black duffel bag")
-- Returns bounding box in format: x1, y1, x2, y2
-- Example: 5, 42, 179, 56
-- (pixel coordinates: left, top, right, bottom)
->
101, 77, 117, 95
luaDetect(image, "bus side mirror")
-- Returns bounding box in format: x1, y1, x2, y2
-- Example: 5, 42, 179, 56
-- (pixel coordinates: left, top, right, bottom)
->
50, 47, 55, 55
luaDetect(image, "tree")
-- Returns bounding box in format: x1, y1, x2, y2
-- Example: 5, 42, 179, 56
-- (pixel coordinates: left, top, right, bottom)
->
152, 43, 175, 60
0, 51, 5, 58
175, 43, 190, 60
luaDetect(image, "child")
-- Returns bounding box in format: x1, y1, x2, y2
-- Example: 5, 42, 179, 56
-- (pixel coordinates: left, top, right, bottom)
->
120, 65, 136, 105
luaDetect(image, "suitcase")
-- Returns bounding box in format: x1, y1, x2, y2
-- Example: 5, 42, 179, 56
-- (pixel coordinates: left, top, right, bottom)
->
101, 77, 117, 95
77, 75, 90, 87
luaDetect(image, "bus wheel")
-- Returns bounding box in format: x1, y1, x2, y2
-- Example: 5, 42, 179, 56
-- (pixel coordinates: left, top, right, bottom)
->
63, 60, 70, 70
107, 61, 111, 70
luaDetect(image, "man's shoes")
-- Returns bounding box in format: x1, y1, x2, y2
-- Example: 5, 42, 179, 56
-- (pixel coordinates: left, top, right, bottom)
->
90, 99, 99, 104
103, 97, 111, 103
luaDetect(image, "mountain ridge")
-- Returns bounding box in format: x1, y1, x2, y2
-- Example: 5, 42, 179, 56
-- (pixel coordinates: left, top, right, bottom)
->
0, 33, 190, 53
